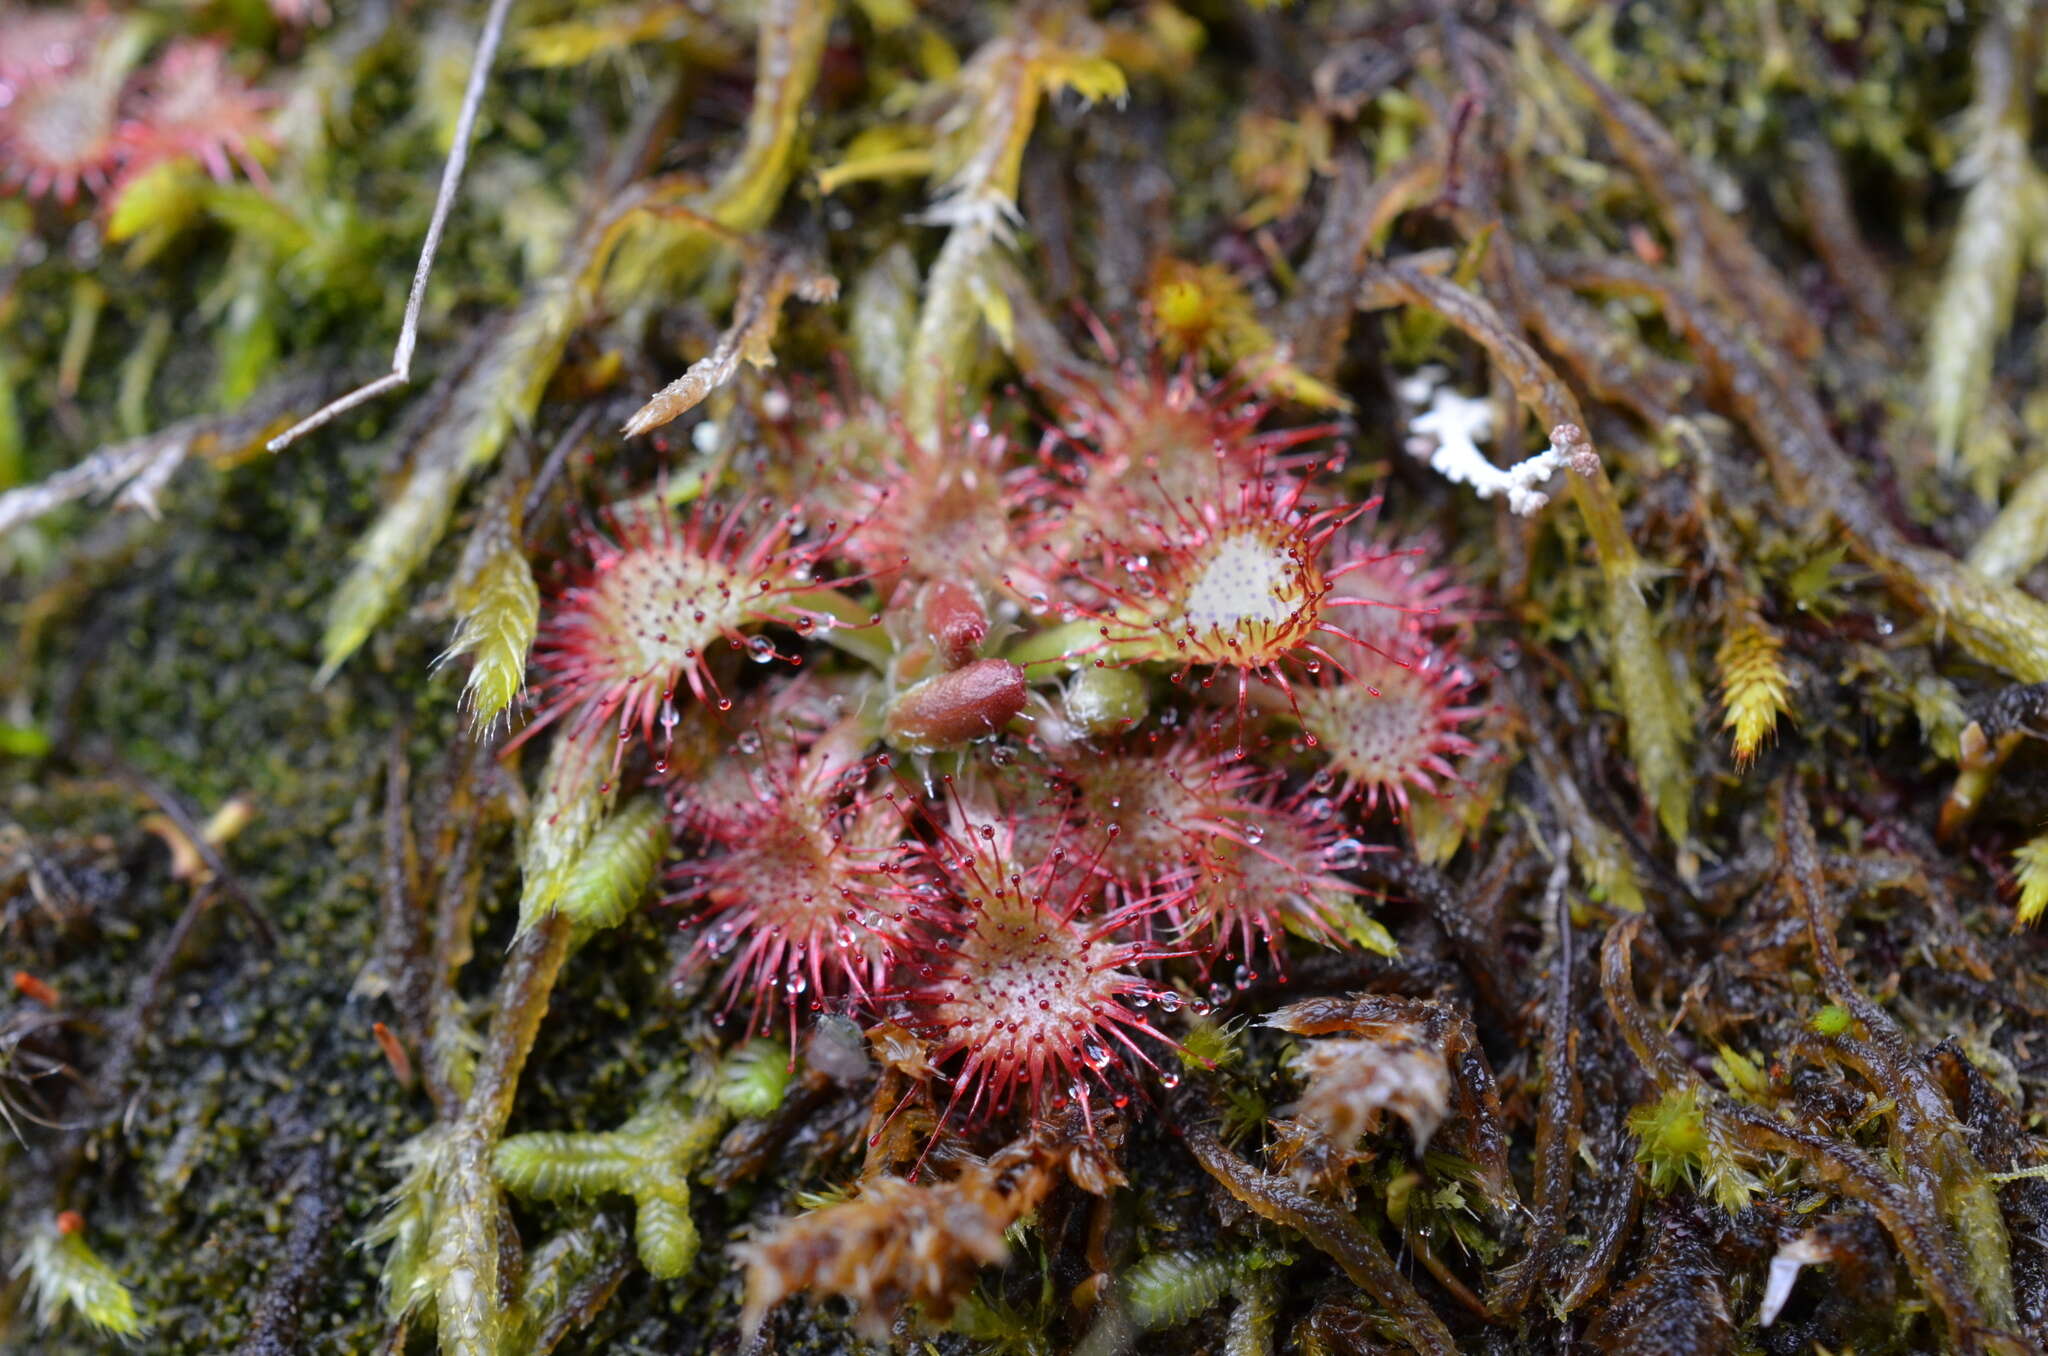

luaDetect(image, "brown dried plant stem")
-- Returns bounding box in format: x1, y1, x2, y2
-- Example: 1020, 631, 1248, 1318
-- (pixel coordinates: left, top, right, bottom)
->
1778, 779, 2017, 1332
1488, 849, 1578, 1318
1552, 253, 2048, 685
1601, 913, 2017, 1354
1180, 1115, 1458, 1356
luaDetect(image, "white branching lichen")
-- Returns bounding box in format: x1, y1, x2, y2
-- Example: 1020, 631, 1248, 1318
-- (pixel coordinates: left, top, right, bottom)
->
1398, 367, 1591, 516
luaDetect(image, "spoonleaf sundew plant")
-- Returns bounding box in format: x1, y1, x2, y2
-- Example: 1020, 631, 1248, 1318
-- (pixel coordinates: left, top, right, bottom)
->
12, 3, 2048, 1355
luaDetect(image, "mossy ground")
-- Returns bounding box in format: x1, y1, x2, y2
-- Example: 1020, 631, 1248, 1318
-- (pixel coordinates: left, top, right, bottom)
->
10, 3, 2048, 1354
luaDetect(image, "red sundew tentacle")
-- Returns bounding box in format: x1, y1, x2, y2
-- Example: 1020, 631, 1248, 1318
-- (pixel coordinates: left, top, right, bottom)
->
0, 10, 128, 204
114, 38, 276, 189
525, 493, 866, 760
1172, 786, 1384, 968
1037, 458, 1412, 753
1010, 735, 1265, 917
1295, 645, 1486, 818
670, 745, 905, 1037
812, 396, 1041, 595
886, 797, 1183, 1125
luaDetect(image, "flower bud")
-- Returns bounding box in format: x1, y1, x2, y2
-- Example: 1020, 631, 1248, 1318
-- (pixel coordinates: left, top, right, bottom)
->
920, 579, 990, 668
883, 658, 1027, 753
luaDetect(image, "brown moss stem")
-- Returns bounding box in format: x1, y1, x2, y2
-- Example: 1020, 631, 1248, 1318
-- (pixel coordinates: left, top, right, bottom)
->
1179, 1115, 1458, 1356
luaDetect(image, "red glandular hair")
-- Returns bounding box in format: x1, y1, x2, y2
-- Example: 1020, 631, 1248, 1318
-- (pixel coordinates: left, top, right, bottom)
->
1039, 465, 1414, 735
0, 8, 126, 203
1024, 357, 1332, 562
1174, 786, 1380, 971
1295, 643, 1485, 818
1013, 734, 1263, 910
0, 20, 277, 203
888, 801, 1182, 1127
527, 497, 862, 765
670, 747, 909, 1038
1323, 524, 1472, 655
116, 37, 276, 187
824, 403, 1039, 595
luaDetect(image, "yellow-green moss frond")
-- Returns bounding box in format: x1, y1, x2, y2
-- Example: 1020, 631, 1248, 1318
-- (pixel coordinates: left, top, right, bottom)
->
634, 1193, 701, 1280
1716, 612, 1793, 770
444, 462, 538, 730
1607, 583, 1693, 845
496, 1086, 728, 1280
319, 249, 587, 682
2015, 832, 2048, 928
513, 5, 740, 71
362, 1132, 443, 1324
13, 1222, 147, 1338
517, 725, 617, 934
1968, 450, 2048, 584
557, 797, 668, 932
717, 1038, 797, 1118
1124, 1252, 1235, 1331
494, 1132, 642, 1200
447, 546, 537, 730
599, 0, 830, 307
1146, 257, 1346, 409
0, 346, 23, 492
1627, 1086, 1760, 1214
904, 11, 1125, 447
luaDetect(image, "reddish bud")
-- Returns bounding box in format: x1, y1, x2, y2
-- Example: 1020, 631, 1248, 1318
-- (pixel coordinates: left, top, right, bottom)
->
12, 970, 57, 1006
55, 1210, 84, 1236
883, 659, 1027, 754
921, 579, 989, 668
372, 1020, 416, 1089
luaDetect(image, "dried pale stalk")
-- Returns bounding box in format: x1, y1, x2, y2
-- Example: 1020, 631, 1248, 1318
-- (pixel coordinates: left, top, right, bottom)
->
1924, 11, 2046, 484
904, 14, 1125, 447
620, 244, 837, 438
267, 0, 517, 453
0, 379, 316, 536
848, 243, 924, 404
